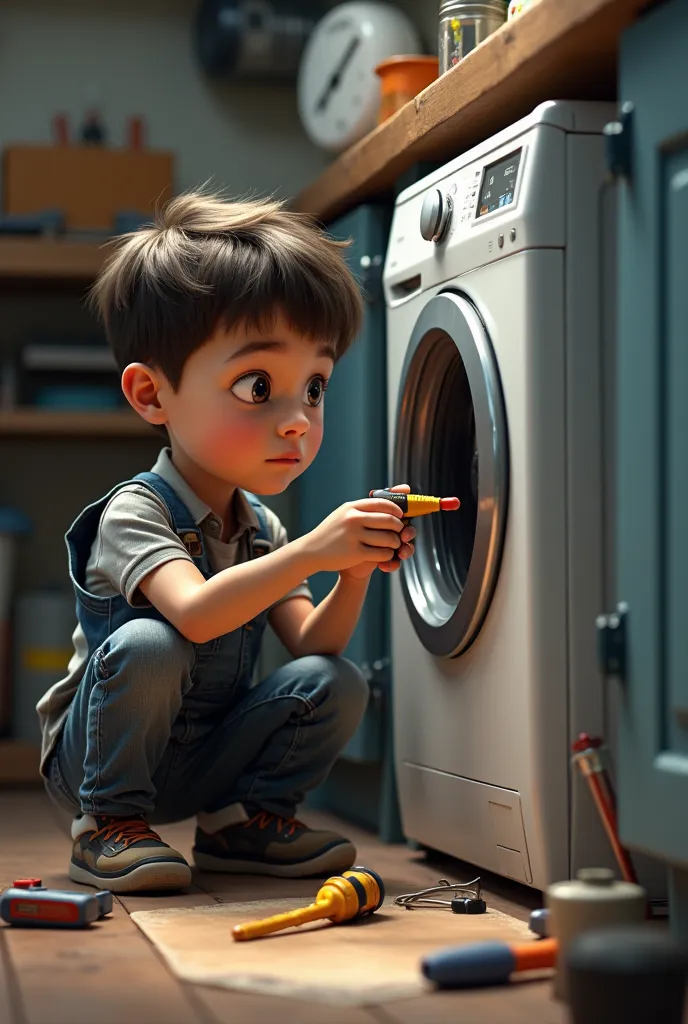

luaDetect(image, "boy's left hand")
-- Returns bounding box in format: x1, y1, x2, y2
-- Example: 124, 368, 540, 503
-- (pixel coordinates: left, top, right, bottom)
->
339, 484, 415, 580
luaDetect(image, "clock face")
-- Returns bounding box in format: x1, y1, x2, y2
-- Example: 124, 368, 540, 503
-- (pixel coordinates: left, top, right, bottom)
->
297, 2, 421, 153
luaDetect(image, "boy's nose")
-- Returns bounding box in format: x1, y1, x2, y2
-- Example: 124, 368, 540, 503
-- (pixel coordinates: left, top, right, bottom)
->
276, 407, 310, 437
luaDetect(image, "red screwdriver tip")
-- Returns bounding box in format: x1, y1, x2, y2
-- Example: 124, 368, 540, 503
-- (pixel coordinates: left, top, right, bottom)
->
439, 497, 460, 511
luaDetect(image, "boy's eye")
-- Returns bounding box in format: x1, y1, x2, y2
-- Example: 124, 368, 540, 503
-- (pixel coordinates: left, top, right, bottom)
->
231, 373, 271, 404
306, 376, 328, 407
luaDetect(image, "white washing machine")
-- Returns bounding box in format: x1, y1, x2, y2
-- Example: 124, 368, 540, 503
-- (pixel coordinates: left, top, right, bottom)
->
383, 101, 621, 891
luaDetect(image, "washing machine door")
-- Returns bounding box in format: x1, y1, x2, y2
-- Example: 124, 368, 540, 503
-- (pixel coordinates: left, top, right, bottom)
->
393, 290, 508, 659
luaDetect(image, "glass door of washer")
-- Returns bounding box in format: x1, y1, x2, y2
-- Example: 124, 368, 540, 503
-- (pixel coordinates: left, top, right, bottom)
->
394, 290, 509, 659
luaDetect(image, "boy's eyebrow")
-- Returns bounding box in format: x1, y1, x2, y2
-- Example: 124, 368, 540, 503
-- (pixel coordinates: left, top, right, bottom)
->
225, 339, 336, 362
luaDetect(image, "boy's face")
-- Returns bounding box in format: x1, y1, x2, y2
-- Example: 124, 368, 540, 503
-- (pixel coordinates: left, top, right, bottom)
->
159, 312, 334, 495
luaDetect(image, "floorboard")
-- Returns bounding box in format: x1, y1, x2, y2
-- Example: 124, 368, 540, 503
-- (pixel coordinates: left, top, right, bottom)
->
1, 789, 566, 1024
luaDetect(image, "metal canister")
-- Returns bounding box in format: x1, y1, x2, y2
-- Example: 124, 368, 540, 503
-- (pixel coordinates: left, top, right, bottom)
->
546, 868, 646, 1003
438, 1, 507, 74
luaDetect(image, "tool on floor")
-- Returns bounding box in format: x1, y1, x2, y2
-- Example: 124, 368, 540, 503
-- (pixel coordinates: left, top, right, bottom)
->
546, 867, 646, 1002
529, 906, 550, 937
571, 733, 639, 885
0, 878, 113, 929
393, 877, 486, 914
231, 866, 385, 941
422, 937, 558, 988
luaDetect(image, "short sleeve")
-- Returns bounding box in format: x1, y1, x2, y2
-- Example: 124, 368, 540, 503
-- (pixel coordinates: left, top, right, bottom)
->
86, 485, 194, 606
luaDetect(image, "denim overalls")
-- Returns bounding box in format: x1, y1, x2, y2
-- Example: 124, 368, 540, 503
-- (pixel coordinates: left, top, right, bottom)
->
67, 471, 271, 713
48, 471, 369, 822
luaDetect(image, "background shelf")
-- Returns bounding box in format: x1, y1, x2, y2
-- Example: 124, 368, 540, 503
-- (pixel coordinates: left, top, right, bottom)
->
0, 409, 155, 437
0, 237, 109, 281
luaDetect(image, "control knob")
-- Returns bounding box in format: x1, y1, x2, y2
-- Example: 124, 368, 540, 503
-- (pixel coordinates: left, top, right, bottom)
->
420, 188, 453, 243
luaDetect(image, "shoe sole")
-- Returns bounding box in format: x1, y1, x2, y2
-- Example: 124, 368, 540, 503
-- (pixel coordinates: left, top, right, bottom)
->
69, 859, 192, 894
193, 841, 356, 878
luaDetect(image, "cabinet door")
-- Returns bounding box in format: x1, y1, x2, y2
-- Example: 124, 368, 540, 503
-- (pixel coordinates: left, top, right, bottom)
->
616, 0, 688, 865
297, 204, 391, 762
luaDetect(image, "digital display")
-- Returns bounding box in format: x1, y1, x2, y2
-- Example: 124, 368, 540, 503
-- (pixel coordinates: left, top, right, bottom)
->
476, 149, 522, 218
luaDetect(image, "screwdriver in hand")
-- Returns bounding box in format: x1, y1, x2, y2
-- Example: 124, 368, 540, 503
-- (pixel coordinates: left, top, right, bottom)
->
369, 489, 460, 564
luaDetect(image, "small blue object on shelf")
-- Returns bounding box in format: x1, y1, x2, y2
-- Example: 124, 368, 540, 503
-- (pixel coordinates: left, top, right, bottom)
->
34, 386, 120, 410
0, 209, 65, 235
0, 507, 31, 535
113, 211, 149, 235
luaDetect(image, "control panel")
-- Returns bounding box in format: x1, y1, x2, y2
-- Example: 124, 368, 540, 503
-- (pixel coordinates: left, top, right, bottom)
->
476, 149, 522, 218
419, 147, 524, 243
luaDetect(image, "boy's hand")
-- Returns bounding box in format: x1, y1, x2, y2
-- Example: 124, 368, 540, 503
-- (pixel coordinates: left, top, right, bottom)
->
303, 485, 414, 576
339, 484, 416, 581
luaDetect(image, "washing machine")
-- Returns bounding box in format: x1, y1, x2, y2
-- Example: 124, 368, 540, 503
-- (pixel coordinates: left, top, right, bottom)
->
383, 101, 620, 891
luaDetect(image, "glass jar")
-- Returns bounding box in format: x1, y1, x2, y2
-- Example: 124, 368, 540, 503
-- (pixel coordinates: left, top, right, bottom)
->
438, 1, 507, 74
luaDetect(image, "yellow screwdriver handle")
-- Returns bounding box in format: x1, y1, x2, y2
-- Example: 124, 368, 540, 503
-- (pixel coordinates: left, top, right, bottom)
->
231, 867, 385, 942
232, 897, 334, 941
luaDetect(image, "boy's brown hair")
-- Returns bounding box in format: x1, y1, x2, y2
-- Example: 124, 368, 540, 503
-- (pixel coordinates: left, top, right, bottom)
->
90, 191, 364, 388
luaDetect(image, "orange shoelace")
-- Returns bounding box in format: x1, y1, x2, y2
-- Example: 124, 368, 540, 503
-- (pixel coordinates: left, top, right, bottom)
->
244, 811, 305, 838
92, 817, 163, 848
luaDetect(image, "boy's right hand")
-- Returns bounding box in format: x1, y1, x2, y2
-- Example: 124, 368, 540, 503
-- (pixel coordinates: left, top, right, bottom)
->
302, 497, 405, 573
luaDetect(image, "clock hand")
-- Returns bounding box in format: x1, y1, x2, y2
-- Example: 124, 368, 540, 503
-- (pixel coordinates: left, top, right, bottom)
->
314, 35, 361, 113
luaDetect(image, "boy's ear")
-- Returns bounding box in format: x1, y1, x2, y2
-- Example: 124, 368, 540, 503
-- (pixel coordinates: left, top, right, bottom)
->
121, 362, 169, 426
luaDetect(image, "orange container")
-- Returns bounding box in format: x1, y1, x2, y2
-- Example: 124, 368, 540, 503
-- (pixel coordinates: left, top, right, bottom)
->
375, 56, 439, 124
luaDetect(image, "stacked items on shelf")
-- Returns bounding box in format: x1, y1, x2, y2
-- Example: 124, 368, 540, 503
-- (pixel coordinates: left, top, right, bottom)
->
3, 337, 122, 412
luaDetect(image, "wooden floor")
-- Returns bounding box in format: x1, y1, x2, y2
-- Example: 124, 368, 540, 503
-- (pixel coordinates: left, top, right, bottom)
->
0, 788, 571, 1024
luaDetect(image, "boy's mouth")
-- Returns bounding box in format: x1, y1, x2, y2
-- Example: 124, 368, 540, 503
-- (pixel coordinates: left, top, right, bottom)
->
266, 452, 301, 464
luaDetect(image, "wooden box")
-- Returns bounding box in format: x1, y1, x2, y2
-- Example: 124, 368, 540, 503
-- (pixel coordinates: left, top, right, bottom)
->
3, 145, 175, 231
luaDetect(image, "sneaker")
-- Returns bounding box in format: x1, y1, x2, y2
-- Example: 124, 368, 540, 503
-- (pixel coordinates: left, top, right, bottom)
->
70, 814, 192, 893
192, 808, 356, 877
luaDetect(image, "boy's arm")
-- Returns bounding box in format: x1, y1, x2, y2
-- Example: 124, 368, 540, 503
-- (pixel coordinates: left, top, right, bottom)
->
139, 494, 406, 643
269, 484, 415, 658
269, 575, 370, 658
139, 540, 314, 644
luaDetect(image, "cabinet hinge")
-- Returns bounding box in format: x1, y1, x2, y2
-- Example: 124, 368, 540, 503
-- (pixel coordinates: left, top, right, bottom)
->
596, 602, 629, 680
360, 656, 390, 706
603, 102, 634, 180
359, 254, 384, 303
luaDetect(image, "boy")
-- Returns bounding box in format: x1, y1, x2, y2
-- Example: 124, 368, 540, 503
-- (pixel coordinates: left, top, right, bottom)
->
37, 192, 415, 894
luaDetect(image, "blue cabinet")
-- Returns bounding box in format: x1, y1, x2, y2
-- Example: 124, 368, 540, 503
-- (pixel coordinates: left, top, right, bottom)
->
298, 204, 403, 842
609, 0, 688, 941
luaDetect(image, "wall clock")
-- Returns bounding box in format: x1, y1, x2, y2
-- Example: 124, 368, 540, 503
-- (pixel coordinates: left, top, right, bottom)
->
297, 2, 422, 153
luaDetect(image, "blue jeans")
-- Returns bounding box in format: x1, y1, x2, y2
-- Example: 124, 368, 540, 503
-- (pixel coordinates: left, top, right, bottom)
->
46, 618, 369, 823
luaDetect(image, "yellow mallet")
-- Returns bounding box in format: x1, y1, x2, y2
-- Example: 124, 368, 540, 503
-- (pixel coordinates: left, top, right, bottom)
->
231, 866, 385, 941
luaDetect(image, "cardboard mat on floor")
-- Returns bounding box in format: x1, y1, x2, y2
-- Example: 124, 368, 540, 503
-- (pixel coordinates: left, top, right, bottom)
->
130, 894, 534, 1005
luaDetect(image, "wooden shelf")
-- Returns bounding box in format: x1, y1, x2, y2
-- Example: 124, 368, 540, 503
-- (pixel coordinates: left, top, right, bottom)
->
292, 0, 648, 222
0, 740, 41, 785
0, 409, 156, 437
0, 236, 109, 281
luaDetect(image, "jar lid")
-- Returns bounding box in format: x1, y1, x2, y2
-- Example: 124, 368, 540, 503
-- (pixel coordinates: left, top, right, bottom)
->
547, 868, 646, 902
439, 1, 507, 16
577, 867, 615, 886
